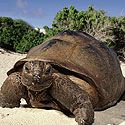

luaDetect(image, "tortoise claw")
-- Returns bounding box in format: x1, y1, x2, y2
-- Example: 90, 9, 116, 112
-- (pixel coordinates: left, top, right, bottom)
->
78, 120, 85, 125
75, 115, 86, 125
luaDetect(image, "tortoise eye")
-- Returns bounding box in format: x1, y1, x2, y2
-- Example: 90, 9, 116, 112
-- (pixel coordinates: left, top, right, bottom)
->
25, 66, 30, 73
45, 68, 51, 75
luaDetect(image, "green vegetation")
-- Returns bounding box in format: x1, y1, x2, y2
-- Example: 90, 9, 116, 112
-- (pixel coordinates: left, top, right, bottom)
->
14, 29, 45, 53
0, 5, 125, 59
0, 17, 45, 52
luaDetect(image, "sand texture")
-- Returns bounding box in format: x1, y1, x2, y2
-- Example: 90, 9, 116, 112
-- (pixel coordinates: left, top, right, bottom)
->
0, 49, 125, 125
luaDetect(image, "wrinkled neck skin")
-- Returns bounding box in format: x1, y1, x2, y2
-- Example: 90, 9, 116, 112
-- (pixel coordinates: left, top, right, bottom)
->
28, 88, 51, 102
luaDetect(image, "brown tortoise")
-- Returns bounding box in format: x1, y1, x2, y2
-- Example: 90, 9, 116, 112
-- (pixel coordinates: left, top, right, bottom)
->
0, 30, 125, 125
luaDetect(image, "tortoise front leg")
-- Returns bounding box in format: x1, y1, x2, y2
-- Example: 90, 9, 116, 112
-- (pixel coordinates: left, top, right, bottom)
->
0, 72, 29, 108
50, 74, 94, 125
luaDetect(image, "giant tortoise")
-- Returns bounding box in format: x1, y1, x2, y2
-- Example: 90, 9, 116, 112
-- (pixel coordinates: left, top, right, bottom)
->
0, 30, 125, 125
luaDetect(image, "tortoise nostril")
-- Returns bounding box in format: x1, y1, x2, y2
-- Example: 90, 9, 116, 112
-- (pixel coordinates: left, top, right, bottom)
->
33, 74, 41, 83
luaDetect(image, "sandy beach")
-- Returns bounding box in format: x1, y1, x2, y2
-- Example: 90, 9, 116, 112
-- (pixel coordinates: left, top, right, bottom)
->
0, 49, 125, 125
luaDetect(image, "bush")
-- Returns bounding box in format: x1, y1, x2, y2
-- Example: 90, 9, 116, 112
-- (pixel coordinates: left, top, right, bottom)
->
0, 17, 15, 50
0, 17, 33, 52
0, 17, 46, 53
15, 29, 45, 53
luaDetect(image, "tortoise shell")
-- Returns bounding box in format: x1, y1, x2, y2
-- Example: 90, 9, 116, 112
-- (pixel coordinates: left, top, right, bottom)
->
8, 30, 125, 109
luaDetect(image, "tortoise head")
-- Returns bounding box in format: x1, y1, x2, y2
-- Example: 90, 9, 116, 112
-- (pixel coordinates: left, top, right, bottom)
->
21, 60, 53, 91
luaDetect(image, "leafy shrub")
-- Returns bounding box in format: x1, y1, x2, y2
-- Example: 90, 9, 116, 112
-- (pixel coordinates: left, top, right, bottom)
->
0, 17, 15, 50
14, 29, 45, 53
0, 17, 33, 52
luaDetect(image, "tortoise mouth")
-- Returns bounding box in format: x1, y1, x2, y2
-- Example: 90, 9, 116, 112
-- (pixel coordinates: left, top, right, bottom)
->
27, 83, 52, 91
22, 77, 53, 91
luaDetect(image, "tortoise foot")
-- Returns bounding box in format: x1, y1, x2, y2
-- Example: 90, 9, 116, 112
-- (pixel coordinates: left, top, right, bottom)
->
74, 107, 94, 125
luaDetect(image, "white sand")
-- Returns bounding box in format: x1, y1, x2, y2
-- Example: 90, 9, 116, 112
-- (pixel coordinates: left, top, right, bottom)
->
0, 49, 125, 125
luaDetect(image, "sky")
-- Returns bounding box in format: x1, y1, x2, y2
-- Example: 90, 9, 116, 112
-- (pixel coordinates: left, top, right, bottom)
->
0, 0, 125, 29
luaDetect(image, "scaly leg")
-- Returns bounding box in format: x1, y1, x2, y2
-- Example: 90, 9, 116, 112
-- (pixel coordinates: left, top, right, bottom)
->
50, 73, 94, 125
0, 72, 29, 108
